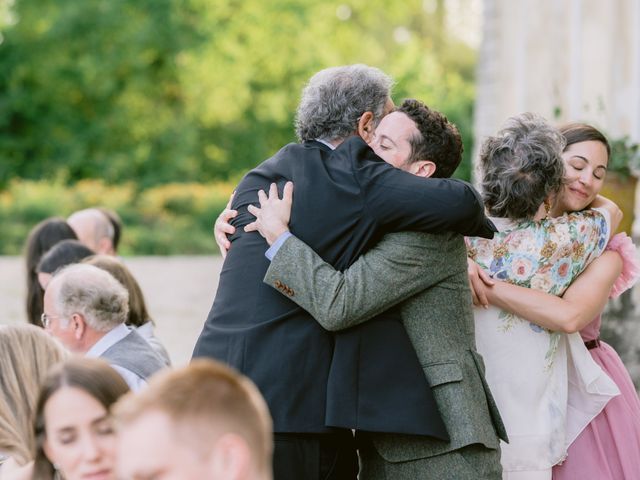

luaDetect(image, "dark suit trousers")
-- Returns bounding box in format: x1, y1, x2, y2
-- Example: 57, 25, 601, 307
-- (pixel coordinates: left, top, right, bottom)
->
273, 431, 358, 480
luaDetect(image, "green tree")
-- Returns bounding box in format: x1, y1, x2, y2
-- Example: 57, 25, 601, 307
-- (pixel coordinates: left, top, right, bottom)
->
0, 0, 478, 187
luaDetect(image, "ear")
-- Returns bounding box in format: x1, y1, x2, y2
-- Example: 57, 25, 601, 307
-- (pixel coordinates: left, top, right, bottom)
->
72, 313, 86, 340
357, 111, 376, 144
410, 161, 437, 178
97, 237, 115, 255
208, 433, 251, 480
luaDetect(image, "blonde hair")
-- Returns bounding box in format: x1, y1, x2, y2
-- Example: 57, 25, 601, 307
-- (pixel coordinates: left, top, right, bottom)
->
0, 325, 67, 464
114, 359, 273, 475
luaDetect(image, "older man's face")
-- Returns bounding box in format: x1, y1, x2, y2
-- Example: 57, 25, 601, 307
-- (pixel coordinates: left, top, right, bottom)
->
43, 281, 77, 351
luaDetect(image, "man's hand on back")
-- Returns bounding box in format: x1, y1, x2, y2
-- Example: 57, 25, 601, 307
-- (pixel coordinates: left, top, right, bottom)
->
245, 181, 294, 245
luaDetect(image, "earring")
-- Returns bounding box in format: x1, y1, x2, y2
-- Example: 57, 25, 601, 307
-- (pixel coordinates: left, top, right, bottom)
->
543, 199, 552, 219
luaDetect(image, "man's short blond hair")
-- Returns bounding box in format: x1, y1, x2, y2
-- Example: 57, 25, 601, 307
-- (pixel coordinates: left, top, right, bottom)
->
113, 359, 273, 473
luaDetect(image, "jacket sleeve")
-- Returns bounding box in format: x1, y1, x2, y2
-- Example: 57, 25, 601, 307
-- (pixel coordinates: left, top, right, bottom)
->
339, 137, 495, 239
263, 232, 461, 331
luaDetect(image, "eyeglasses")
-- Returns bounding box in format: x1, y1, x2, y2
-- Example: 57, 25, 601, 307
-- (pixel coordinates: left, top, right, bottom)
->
40, 312, 58, 329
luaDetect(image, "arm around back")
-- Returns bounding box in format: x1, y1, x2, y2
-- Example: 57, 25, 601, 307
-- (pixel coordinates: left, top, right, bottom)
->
486, 250, 623, 333
263, 231, 463, 331
340, 136, 495, 238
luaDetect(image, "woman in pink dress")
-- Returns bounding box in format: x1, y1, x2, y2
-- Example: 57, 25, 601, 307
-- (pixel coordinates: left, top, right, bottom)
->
471, 123, 640, 479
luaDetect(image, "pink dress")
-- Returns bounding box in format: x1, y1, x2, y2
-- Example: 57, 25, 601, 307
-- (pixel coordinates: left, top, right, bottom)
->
553, 233, 640, 480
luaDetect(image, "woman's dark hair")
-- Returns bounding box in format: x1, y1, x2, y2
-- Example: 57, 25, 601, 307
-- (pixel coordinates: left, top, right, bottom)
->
83, 255, 152, 327
31, 357, 130, 480
36, 240, 95, 275
24, 218, 77, 325
559, 123, 610, 158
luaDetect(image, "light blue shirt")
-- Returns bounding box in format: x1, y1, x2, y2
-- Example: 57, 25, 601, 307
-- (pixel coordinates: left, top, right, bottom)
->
265, 231, 293, 260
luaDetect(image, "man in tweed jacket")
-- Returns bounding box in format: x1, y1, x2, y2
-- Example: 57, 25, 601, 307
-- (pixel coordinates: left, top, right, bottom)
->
243, 100, 507, 479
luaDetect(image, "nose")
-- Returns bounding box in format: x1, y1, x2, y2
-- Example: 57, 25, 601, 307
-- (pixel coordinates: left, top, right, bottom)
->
82, 435, 103, 461
577, 168, 593, 187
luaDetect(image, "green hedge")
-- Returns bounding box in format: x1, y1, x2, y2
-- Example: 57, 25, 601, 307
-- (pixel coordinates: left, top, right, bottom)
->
0, 180, 235, 255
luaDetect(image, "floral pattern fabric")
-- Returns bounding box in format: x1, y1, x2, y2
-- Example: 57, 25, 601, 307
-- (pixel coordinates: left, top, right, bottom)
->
467, 209, 608, 294
467, 210, 609, 367
466, 209, 615, 474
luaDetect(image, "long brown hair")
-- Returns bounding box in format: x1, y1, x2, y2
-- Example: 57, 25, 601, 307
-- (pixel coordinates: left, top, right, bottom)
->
24, 218, 77, 325
31, 357, 130, 480
0, 325, 67, 465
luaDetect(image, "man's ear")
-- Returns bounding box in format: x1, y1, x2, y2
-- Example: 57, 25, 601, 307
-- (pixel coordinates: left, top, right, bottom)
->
411, 161, 437, 178
72, 313, 86, 340
209, 433, 251, 480
357, 111, 376, 144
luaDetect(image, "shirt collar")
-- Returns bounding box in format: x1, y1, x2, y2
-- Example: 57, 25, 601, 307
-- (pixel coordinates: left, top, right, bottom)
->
314, 138, 336, 150
86, 323, 131, 358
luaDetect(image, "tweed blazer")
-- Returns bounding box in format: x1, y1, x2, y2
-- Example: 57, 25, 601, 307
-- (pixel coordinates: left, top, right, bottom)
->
264, 231, 508, 461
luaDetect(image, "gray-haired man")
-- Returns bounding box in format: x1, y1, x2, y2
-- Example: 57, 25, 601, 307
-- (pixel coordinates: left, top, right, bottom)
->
194, 65, 495, 479
43, 263, 165, 391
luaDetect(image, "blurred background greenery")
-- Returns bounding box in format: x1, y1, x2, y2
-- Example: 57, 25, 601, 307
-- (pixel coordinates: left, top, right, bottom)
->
0, 0, 479, 254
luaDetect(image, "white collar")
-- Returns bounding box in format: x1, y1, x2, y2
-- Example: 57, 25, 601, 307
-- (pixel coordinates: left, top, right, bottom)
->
85, 323, 131, 358
315, 138, 336, 150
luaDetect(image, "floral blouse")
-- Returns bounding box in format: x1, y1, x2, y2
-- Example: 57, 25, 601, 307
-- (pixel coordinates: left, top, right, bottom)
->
466, 208, 614, 471
467, 209, 609, 366
468, 209, 609, 293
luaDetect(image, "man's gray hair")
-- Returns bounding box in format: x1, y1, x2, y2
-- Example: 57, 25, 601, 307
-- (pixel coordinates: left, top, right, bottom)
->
295, 64, 394, 143
53, 263, 129, 332
479, 113, 566, 221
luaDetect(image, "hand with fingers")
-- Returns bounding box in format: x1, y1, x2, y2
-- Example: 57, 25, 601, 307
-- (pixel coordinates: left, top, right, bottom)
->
214, 192, 237, 259
244, 181, 294, 245
467, 258, 494, 308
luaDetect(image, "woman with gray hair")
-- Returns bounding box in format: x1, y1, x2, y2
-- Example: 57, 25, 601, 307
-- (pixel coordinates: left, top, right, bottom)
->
467, 113, 621, 479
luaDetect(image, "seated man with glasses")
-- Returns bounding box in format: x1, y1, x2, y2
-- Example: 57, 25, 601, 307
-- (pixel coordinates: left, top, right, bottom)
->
41, 263, 165, 390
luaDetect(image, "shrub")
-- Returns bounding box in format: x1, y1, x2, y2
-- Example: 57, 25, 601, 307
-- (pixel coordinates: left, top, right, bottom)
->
0, 179, 234, 255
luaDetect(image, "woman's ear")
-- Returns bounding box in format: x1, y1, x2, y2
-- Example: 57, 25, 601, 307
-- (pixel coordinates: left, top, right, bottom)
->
357, 111, 376, 144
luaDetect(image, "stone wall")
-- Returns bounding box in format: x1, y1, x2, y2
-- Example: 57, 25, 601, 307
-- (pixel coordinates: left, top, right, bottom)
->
474, 0, 640, 157
474, 0, 640, 388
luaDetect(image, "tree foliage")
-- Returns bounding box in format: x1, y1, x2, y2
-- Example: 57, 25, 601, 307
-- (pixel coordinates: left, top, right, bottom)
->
0, 0, 478, 188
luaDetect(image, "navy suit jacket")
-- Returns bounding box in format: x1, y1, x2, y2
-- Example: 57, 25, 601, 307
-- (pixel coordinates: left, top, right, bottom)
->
193, 137, 494, 436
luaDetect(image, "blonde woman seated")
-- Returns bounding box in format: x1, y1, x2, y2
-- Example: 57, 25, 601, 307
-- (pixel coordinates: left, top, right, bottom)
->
0, 325, 67, 480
